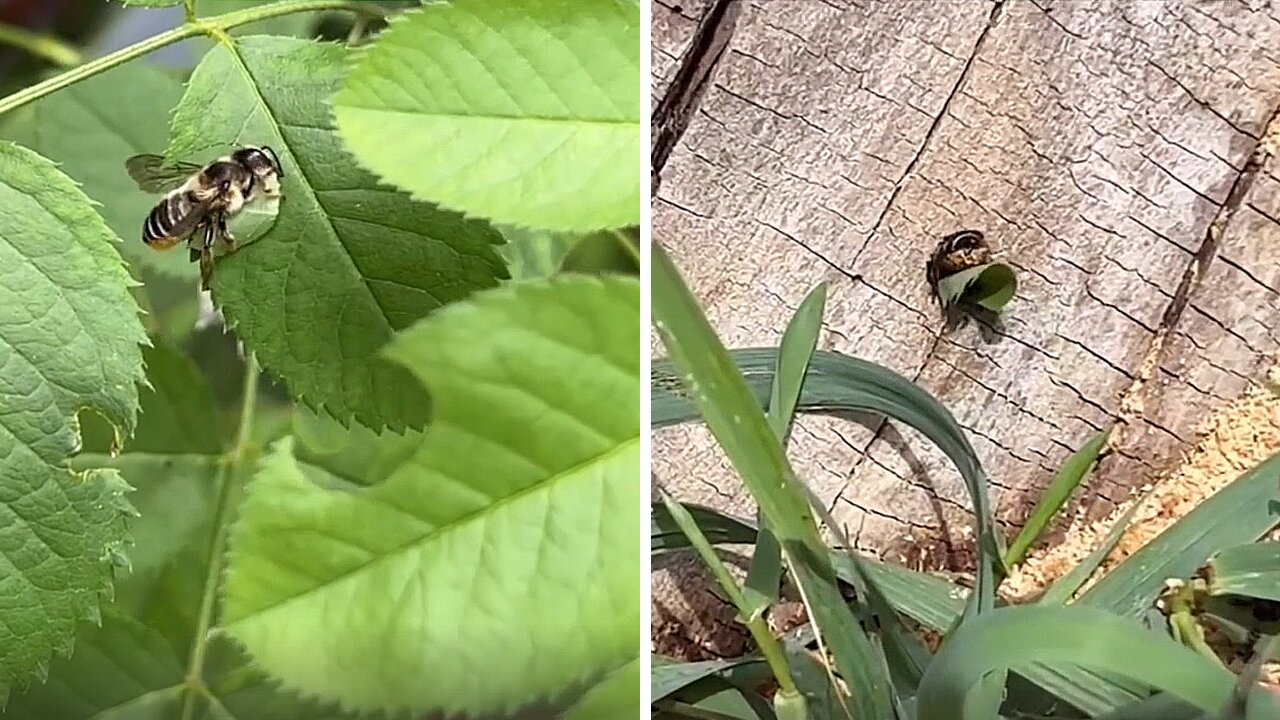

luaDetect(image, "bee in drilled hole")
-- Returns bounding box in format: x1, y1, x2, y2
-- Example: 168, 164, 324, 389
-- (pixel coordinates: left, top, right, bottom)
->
926, 229, 990, 306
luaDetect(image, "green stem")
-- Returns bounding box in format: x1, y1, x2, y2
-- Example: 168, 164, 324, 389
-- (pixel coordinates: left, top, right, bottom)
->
0, 0, 385, 117
184, 0, 198, 24
0, 22, 82, 67
658, 491, 798, 696
178, 355, 261, 720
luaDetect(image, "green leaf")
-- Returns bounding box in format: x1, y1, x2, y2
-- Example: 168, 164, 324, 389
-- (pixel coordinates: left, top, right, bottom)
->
936, 262, 1017, 311
0, 62, 194, 279
499, 225, 581, 279
1082, 450, 1280, 616
1004, 429, 1109, 569
333, 0, 641, 231
745, 283, 827, 615
223, 276, 640, 716
653, 243, 893, 720
653, 656, 767, 702
653, 347, 1004, 618
166, 36, 508, 431
0, 608, 185, 720
0, 142, 146, 703
652, 501, 759, 553
1207, 542, 1280, 603
915, 605, 1279, 720
290, 406, 421, 489
118, 0, 184, 6
560, 228, 641, 276
563, 656, 640, 720
70, 341, 223, 654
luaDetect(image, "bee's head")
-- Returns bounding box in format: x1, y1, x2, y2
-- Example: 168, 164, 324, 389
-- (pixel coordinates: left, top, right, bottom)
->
233, 146, 284, 179
943, 230, 985, 251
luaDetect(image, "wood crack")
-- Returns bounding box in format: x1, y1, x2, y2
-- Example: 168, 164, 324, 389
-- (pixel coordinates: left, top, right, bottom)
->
1116, 99, 1280, 425
652, 0, 743, 192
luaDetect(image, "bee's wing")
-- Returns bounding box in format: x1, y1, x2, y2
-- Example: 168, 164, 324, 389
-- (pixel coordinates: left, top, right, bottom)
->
125, 154, 202, 193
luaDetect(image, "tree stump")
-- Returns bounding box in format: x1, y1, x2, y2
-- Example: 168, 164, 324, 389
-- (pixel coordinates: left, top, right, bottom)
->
651, 0, 1280, 658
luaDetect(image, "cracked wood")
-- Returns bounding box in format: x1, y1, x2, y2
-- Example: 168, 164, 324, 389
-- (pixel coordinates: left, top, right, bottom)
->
651, 0, 1280, 658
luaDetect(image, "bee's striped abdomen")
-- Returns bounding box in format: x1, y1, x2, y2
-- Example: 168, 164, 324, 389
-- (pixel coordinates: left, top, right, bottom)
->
142, 191, 195, 249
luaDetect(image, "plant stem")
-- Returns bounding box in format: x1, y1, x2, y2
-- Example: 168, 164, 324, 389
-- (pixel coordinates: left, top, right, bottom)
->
658, 491, 799, 696
0, 0, 385, 117
0, 22, 82, 67
178, 355, 261, 720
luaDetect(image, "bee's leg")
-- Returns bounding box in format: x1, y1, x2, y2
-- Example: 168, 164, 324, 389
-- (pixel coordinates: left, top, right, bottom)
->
216, 212, 236, 251
198, 222, 215, 291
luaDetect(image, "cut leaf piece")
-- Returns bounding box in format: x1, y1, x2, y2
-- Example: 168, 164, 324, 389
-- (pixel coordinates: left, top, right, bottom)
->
0, 142, 145, 704
936, 262, 1017, 312
223, 276, 640, 716
166, 36, 508, 430
333, 0, 641, 231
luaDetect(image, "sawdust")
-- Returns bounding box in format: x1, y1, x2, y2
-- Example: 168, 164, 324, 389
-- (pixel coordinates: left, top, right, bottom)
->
1002, 379, 1280, 603
998, 376, 1280, 599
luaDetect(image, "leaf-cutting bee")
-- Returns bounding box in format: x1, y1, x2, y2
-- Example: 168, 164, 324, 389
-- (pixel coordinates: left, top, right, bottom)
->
126, 146, 284, 290
926, 229, 990, 305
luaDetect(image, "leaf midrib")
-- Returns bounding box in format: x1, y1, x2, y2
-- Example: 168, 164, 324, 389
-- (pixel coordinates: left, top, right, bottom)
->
226, 434, 640, 624
219, 41, 397, 339
336, 104, 640, 128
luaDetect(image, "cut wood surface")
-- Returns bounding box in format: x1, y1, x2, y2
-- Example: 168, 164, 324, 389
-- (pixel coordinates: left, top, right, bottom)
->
651, 0, 1280, 657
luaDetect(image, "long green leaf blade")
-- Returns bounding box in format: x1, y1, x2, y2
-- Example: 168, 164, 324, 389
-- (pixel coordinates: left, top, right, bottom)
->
1005, 430, 1109, 569
166, 36, 508, 431
653, 243, 893, 720
747, 283, 827, 616
916, 605, 1264, 720
333, 0, 641, 231
654, 347, 1002, 618
1207, 542, 1280, 603
1082, 451, 1280, 616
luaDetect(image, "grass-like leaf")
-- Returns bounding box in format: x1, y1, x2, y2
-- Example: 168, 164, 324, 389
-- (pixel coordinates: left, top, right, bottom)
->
1081, 450, 1280, 616
653, 656, 767, 702
0, 142, 146, 704
1038, 495, 1143, 606
0, 62, 194, 278
916, 605, 1280, 720
333, 0, 641, 231
653, 347, 1003, 618
1207, 542, 1280, 603
652, 501, 758, 553
223, 276, 639, 716
653, 243, 893, 720
165, 36, 508, 431
936, 262, 1017, 311
1004, 429, 1109, 569
746, 283, 827, 617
